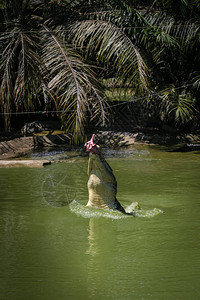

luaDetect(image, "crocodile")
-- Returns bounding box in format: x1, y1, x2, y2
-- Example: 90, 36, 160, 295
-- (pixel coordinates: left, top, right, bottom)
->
85, 134, 139, 215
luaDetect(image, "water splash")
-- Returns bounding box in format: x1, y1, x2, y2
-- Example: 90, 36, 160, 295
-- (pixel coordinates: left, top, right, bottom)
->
69, 200, 127, 219
125, 202, 164, 218
134, 208, 164, 218
69, 200, 163, 219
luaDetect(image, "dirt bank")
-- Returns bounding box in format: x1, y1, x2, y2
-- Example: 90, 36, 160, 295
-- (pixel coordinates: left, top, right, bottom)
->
0, 133, 71, 159
1, 129, 200, 160
93, 130, 200, 149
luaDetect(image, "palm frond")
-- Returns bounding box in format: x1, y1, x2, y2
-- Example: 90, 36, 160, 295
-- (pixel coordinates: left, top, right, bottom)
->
0, 27, 43, 129
144, 10, 199, 50
160, 85, 195, 125
192, 73, 200, 92
70, 20, 148, 92
42, 25, 108, 143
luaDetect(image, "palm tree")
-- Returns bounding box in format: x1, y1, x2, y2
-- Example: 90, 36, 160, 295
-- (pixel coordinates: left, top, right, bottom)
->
0, 0, 148, 143
0, 0, 44, 130
113, 0, 200, 128
66, 0, 199, 130
1, 0, 199, 142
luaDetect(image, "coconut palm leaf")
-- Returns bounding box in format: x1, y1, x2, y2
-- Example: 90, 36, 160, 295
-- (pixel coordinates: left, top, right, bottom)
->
192, 73, 200, 92
160, 85, 195, 125
0, 27, 43, 128
89, 6, 178, 75
140, 5, 199, 53
70, 20, 148, 92
42, 25, 108, 143
0, 0, 199, 137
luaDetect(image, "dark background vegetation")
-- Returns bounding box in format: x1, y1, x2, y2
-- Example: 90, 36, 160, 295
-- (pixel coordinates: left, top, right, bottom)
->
0, 0, 199, 143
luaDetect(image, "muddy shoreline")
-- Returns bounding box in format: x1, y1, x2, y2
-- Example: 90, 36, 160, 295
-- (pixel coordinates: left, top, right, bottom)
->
1, 129, 200, 160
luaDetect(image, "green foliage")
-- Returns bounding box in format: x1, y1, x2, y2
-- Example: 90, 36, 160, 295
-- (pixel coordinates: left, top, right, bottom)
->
42, 25, 108, 143
70, 20, 148, 91
0, 0, 199, 140
160, 86, 195, 125
0, 0, 148, 141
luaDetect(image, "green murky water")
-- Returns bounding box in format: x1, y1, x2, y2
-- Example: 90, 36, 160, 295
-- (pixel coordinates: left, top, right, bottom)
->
0, 146, 200, 300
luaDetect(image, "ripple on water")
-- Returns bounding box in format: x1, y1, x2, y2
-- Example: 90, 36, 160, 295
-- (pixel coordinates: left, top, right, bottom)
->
103, 148, 150, 159
69, 200, 163, 219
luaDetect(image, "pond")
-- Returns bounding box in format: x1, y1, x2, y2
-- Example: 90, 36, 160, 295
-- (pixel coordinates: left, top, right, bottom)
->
0, 145, 200, 300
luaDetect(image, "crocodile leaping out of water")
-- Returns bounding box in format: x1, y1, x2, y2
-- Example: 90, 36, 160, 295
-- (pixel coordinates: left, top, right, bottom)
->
85, 134, 139, 215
